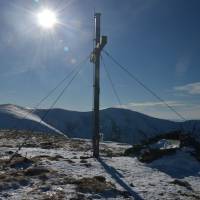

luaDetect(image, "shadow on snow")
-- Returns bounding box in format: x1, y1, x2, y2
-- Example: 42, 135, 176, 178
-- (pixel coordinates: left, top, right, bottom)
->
98, 157, 144, 200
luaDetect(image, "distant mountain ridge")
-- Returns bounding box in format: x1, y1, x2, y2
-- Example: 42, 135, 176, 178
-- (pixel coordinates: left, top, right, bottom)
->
0, 104, 199, 144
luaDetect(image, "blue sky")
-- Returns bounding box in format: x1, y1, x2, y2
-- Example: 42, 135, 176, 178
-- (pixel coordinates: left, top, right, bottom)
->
0, 0, 200, 120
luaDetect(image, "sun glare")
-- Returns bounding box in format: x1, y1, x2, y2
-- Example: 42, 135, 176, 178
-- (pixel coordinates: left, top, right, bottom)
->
37, 9, 58, 29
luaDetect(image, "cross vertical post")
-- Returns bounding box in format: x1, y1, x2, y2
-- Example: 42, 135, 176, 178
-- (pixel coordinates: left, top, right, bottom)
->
91, 13, 107, 158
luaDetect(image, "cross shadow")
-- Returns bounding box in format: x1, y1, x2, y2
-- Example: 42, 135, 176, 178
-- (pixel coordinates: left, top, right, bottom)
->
97, 157, 144, 200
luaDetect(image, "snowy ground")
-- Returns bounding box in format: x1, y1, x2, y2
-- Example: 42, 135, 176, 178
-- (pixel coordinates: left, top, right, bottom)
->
0, 130, 200, 200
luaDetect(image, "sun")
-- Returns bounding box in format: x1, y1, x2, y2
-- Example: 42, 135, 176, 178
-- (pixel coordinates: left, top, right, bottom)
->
37, 9, 58, 29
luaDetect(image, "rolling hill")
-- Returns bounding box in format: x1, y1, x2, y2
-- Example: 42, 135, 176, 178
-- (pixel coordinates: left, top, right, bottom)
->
0, 104, 199, 144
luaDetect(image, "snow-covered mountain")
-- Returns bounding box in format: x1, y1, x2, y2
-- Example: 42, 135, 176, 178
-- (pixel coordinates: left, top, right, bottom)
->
0, 104, 199, 144
0, 104, 65, 136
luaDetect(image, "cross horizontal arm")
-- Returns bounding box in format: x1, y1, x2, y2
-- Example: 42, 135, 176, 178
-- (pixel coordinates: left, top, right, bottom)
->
90, 36, 107, 63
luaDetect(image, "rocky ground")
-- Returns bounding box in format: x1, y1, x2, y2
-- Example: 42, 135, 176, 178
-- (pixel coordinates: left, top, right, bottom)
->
0, 130, 200, 200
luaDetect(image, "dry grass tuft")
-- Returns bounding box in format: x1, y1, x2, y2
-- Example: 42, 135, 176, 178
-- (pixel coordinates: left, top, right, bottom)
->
76, 176, 115, 193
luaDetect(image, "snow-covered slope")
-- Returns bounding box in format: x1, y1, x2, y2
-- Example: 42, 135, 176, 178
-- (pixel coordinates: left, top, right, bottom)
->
0, 104, 199, 144
0, 104, 65, 136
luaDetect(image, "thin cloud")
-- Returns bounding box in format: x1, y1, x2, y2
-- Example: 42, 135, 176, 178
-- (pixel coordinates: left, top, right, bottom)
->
175, 56, 190, 76
127, 101, 185, 107
115, 100, 200, 120
174, 82, 200, 95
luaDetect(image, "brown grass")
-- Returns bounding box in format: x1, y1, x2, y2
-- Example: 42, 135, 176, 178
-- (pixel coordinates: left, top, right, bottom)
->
76, 176, 115, 193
